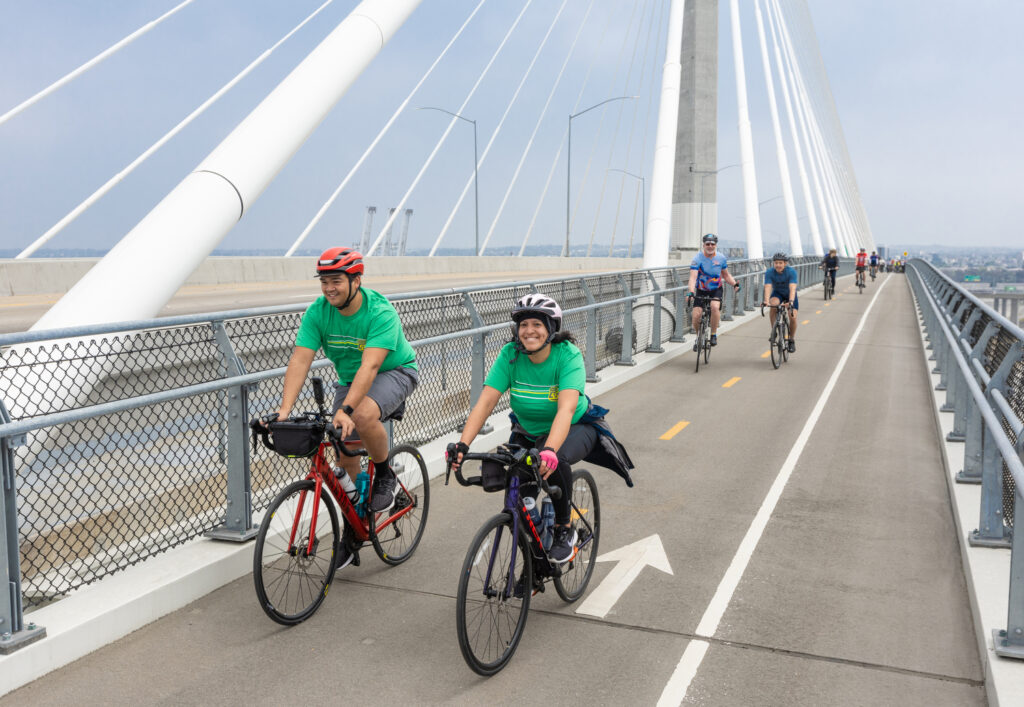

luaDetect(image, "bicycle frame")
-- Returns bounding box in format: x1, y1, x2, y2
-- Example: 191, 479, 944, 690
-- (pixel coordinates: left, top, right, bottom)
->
296, 440, 416, 546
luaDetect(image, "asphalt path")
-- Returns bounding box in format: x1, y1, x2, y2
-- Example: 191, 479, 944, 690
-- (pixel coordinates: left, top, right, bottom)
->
0, 269, 609, 334
4, 273, 985, 705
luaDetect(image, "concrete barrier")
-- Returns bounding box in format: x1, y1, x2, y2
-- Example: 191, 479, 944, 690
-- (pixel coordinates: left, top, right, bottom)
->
0, 256, 643, 297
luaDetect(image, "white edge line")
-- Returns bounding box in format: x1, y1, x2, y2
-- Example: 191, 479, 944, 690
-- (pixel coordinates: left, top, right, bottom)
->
657, 276, 891, 706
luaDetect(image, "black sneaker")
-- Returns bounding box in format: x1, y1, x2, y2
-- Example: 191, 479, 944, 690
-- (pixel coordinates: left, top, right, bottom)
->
369, 467, 396, 513
710, 334, 718, 347
334, 543, 354, 573
548, 526, 578, 564
693, 340, 699, 352
787, 339, 796, 353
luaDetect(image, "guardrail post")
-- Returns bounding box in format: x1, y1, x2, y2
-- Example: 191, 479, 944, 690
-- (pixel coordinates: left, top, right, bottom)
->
669, 269, 687, 343
993, 488, 1024, 658
0, 402, 46, 654
206, 322, 258, 542
616, 275, 636, 366
579, 280, 600, 382
956, 394, 984, 484
968, 421, 1012, 548
462, 294, 488, 401
646, 272, 665, 353
744, 264, 756, 311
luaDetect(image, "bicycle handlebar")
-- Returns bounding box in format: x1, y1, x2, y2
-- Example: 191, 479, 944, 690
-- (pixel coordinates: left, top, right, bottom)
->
445, 445, 562, 500
249, 414, 369, 458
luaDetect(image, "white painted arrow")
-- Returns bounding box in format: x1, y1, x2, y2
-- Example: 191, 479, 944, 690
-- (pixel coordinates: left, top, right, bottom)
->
575, 534, 673, 618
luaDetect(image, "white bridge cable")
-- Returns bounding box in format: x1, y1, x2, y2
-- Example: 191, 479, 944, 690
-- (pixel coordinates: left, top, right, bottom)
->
573, 0, 643, 254
0, 0, 199, 128
285, 0, 489, 257
764, 0, 822, 255
517, 2, 619, 256
753, 0, 801, 256
475, 0, 585, 256
585, 0, 650, 255
627, 1, 668, 258
16, 0, 337, 260
607, 0, 660, 256
770, 0, 835, 253
378, 0, 536, 257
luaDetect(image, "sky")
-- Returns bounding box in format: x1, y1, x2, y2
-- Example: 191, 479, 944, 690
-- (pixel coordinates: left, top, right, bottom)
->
0, 0, 1021, 259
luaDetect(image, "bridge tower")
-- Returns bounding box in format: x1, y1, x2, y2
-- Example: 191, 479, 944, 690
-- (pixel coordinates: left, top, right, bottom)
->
671, 0, 718, 256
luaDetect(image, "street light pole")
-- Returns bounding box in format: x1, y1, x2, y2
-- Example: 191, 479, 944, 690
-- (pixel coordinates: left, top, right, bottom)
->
691, 163, 739, 237
567, 96, 638, 257
608, 168, 645, 257
418, 106, 478, 255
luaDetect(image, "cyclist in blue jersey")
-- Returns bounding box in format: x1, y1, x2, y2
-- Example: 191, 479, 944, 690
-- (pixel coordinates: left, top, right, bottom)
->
686, 234, 740, 349
869, 251, 879, 279
764, 252, 799, 353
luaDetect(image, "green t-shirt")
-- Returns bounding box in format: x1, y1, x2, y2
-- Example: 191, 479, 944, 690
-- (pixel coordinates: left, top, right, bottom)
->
484, 341, 588, 436
295, 287, 417, 384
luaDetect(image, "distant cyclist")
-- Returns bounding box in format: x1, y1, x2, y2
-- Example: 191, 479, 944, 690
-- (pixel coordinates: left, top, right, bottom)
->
763, 252, 799, 353
273, 248, 419, 568
855, 248, 868, 287
447, 294, 634, 564
687, 233, 741, 349
869, 251, 879, 279
819, 248, 839, 291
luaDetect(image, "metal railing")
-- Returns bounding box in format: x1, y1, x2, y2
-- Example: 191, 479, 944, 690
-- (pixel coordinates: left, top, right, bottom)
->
907, 259, 1024, 660
0, 255, 840, 651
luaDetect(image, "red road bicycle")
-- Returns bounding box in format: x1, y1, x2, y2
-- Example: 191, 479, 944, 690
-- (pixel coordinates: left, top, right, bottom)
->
249, 377, 429, 625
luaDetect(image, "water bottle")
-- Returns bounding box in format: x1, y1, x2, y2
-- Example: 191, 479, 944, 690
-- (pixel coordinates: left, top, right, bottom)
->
523, 496, 542, 530
354, 470, 370, 517
333, 466, 359, 504
540, 497, 555, 550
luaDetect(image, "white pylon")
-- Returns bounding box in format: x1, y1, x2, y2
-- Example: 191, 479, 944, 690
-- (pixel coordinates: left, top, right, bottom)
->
729, 0, 763, 260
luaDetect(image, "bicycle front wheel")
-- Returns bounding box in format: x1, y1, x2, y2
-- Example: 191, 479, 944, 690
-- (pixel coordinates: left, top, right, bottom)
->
456, 513, 532, 676
371, 444, 430, 565
770, 321, 783, 369
694, 324, 704, 373
554, 469, 601, 602
253, 479, 339, 626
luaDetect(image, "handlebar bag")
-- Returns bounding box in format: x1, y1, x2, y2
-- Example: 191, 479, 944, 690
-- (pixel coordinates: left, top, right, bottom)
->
269, 419, 324, 458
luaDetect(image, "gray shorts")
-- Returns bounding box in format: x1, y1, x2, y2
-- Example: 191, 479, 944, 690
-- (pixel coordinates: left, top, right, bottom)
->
333, 367, 419, 422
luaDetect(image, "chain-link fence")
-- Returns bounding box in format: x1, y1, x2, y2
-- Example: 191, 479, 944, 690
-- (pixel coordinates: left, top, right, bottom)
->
907, 259, 1024, 660
0, 257, 836, 649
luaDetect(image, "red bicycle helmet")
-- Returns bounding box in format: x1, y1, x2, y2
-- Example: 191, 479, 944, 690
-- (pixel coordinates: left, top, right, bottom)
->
316, 247, 364, 277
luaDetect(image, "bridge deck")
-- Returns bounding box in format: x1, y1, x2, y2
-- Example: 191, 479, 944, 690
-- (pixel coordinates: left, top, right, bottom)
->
4, 274, 987, 704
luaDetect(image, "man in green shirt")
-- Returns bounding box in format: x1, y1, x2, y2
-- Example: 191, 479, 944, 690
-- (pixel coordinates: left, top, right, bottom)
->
275, 248, 418, 567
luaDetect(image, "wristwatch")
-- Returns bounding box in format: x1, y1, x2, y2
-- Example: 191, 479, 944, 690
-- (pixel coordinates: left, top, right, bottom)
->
341, 404, 355, 416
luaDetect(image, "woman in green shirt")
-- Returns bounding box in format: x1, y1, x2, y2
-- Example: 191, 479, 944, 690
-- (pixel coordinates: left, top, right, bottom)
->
449, 293, 598, 564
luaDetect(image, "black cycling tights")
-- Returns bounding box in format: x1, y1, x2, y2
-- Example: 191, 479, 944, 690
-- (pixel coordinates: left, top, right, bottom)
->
511, 423, 598, 524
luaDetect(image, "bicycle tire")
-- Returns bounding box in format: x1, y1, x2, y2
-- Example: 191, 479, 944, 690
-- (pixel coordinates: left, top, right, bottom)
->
554, 469, 601, 603
370, 444, 429, 566
694, 322, 704, 373
781, 314, 790, 363
253, 479, 339, 626
703, 331, 711, 365
456, 513, 532, 676
770, 319, 783, 369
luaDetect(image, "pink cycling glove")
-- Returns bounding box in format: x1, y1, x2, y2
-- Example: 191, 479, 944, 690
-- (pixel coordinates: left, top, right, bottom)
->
539, 449, 559, 471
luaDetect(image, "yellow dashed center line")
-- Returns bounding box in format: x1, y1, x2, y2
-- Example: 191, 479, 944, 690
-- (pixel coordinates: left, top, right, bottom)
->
815, 310, 822, 314
660, 420, 690, 440
761, 350, 771, 358
801, 320, 809, 325
722, 376, 741, 388
824, 303, 831, 307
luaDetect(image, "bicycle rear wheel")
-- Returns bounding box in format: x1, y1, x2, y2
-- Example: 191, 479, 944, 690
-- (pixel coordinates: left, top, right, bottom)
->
554, 469, 601, 603
703, 331, 711, 364
370, 444, 429, 565
456, 513, 532, 676
781, 317, 790, 362
253, 479, 339, 626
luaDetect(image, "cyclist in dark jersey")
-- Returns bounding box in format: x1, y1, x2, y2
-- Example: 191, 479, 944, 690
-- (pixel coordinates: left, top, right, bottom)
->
763, 252, 799, 353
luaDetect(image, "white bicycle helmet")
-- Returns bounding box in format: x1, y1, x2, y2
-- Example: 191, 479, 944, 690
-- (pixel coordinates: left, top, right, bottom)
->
510, 293, 562, 349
